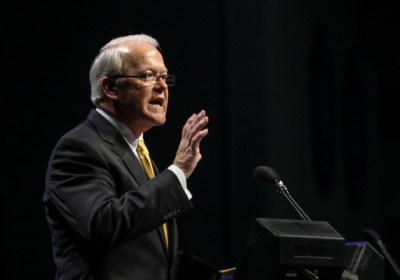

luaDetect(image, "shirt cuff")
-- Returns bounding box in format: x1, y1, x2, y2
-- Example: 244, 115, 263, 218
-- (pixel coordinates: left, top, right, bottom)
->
168, 165, 192, 200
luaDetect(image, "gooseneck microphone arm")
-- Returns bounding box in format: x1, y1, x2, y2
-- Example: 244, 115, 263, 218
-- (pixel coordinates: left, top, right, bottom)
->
274, 179, 311, 222
253, 165, 311, 222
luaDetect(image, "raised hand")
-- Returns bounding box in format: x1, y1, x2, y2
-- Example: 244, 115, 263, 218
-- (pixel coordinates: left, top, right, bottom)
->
173, 110, 209, 178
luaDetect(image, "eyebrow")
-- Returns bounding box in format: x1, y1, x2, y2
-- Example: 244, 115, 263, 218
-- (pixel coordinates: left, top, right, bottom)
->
138, 67, 168, 74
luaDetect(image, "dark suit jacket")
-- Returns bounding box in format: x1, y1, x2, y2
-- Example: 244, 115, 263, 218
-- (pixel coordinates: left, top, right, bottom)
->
43, 109, 193, 280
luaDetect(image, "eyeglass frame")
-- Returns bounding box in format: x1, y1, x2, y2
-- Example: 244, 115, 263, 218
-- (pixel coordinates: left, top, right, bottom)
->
107, 72, 175, 86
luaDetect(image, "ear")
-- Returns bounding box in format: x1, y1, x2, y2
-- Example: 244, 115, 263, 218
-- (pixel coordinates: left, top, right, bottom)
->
100, 77, 118, 99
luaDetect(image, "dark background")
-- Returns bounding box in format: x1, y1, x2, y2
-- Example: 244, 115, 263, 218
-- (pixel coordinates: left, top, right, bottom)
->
2, 0, 400, 279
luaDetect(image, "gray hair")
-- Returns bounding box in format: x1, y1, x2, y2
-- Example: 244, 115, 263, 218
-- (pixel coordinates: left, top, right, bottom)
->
89, 34, 160, 106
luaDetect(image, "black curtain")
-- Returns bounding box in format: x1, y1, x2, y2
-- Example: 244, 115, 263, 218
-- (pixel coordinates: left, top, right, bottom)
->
2, 0, 400, 278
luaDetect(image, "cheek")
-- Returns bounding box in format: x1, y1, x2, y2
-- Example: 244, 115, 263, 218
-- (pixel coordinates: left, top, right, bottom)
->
117, 92, 129, 104
164, 91, 169, 106
124, 90, 146, 104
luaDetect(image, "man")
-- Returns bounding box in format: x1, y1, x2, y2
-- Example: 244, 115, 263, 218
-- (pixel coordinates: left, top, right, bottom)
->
43, 34, 209, 280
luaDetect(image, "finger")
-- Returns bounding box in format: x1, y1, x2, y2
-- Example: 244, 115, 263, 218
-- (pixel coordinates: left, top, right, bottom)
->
193, 110, 206, 125
190, 115, 209, 135
190, 128, 209, 150
182, 113, 196, 138
182, 110, 208, 140
196, 110, 206, 119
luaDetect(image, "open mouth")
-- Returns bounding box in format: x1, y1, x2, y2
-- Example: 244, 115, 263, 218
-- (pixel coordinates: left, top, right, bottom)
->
149, 98, 164, 107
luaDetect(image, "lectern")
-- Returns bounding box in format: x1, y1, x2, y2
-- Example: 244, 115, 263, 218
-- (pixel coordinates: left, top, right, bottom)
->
235, 218, 346, 280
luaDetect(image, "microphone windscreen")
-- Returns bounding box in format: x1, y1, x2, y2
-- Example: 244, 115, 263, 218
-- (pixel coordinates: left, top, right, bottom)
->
361, 228, 381, 243
253, 166, 281, 185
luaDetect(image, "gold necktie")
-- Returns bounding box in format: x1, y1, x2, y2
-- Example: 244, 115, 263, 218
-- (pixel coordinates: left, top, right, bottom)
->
137, 139, 169, 249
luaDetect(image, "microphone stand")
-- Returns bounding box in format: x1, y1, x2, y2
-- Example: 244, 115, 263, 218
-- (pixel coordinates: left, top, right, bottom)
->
275, 180, 311, 222
274, 180, 318, 279
377, 240, 400, 278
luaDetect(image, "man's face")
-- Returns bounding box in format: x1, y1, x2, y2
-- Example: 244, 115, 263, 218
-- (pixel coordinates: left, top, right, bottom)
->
115, 43, 169, 135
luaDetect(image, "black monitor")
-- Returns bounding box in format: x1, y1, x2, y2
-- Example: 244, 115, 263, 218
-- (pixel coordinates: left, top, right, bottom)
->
235, 218, 346, 280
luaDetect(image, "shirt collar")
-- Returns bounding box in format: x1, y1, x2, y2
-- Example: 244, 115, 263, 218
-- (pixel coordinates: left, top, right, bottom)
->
96, 107, 143, 149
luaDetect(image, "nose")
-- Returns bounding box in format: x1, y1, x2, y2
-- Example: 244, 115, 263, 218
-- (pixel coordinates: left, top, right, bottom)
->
154, 77, 168, 92
153, 82, 167, 95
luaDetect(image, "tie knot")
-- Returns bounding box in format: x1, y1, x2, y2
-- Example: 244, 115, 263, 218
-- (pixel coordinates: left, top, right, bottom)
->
137, 140, 149, 156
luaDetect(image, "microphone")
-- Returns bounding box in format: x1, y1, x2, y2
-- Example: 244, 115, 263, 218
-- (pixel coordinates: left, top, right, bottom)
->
253, 166, 311, 222
361, 228, 400, 278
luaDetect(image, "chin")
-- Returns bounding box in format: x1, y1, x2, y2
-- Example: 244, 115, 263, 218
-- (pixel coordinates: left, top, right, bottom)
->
144, 110, 167, 127
156, 119, 167, 126
151, 116, 166, 126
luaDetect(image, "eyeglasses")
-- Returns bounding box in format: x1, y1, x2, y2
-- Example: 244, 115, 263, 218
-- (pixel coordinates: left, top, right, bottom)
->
108, 72, 175, 86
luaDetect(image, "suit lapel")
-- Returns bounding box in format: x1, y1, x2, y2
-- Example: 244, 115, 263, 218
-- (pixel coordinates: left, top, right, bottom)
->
87, 109, 172, 257
112, 142, 149, 185
87, 109, 148, 185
